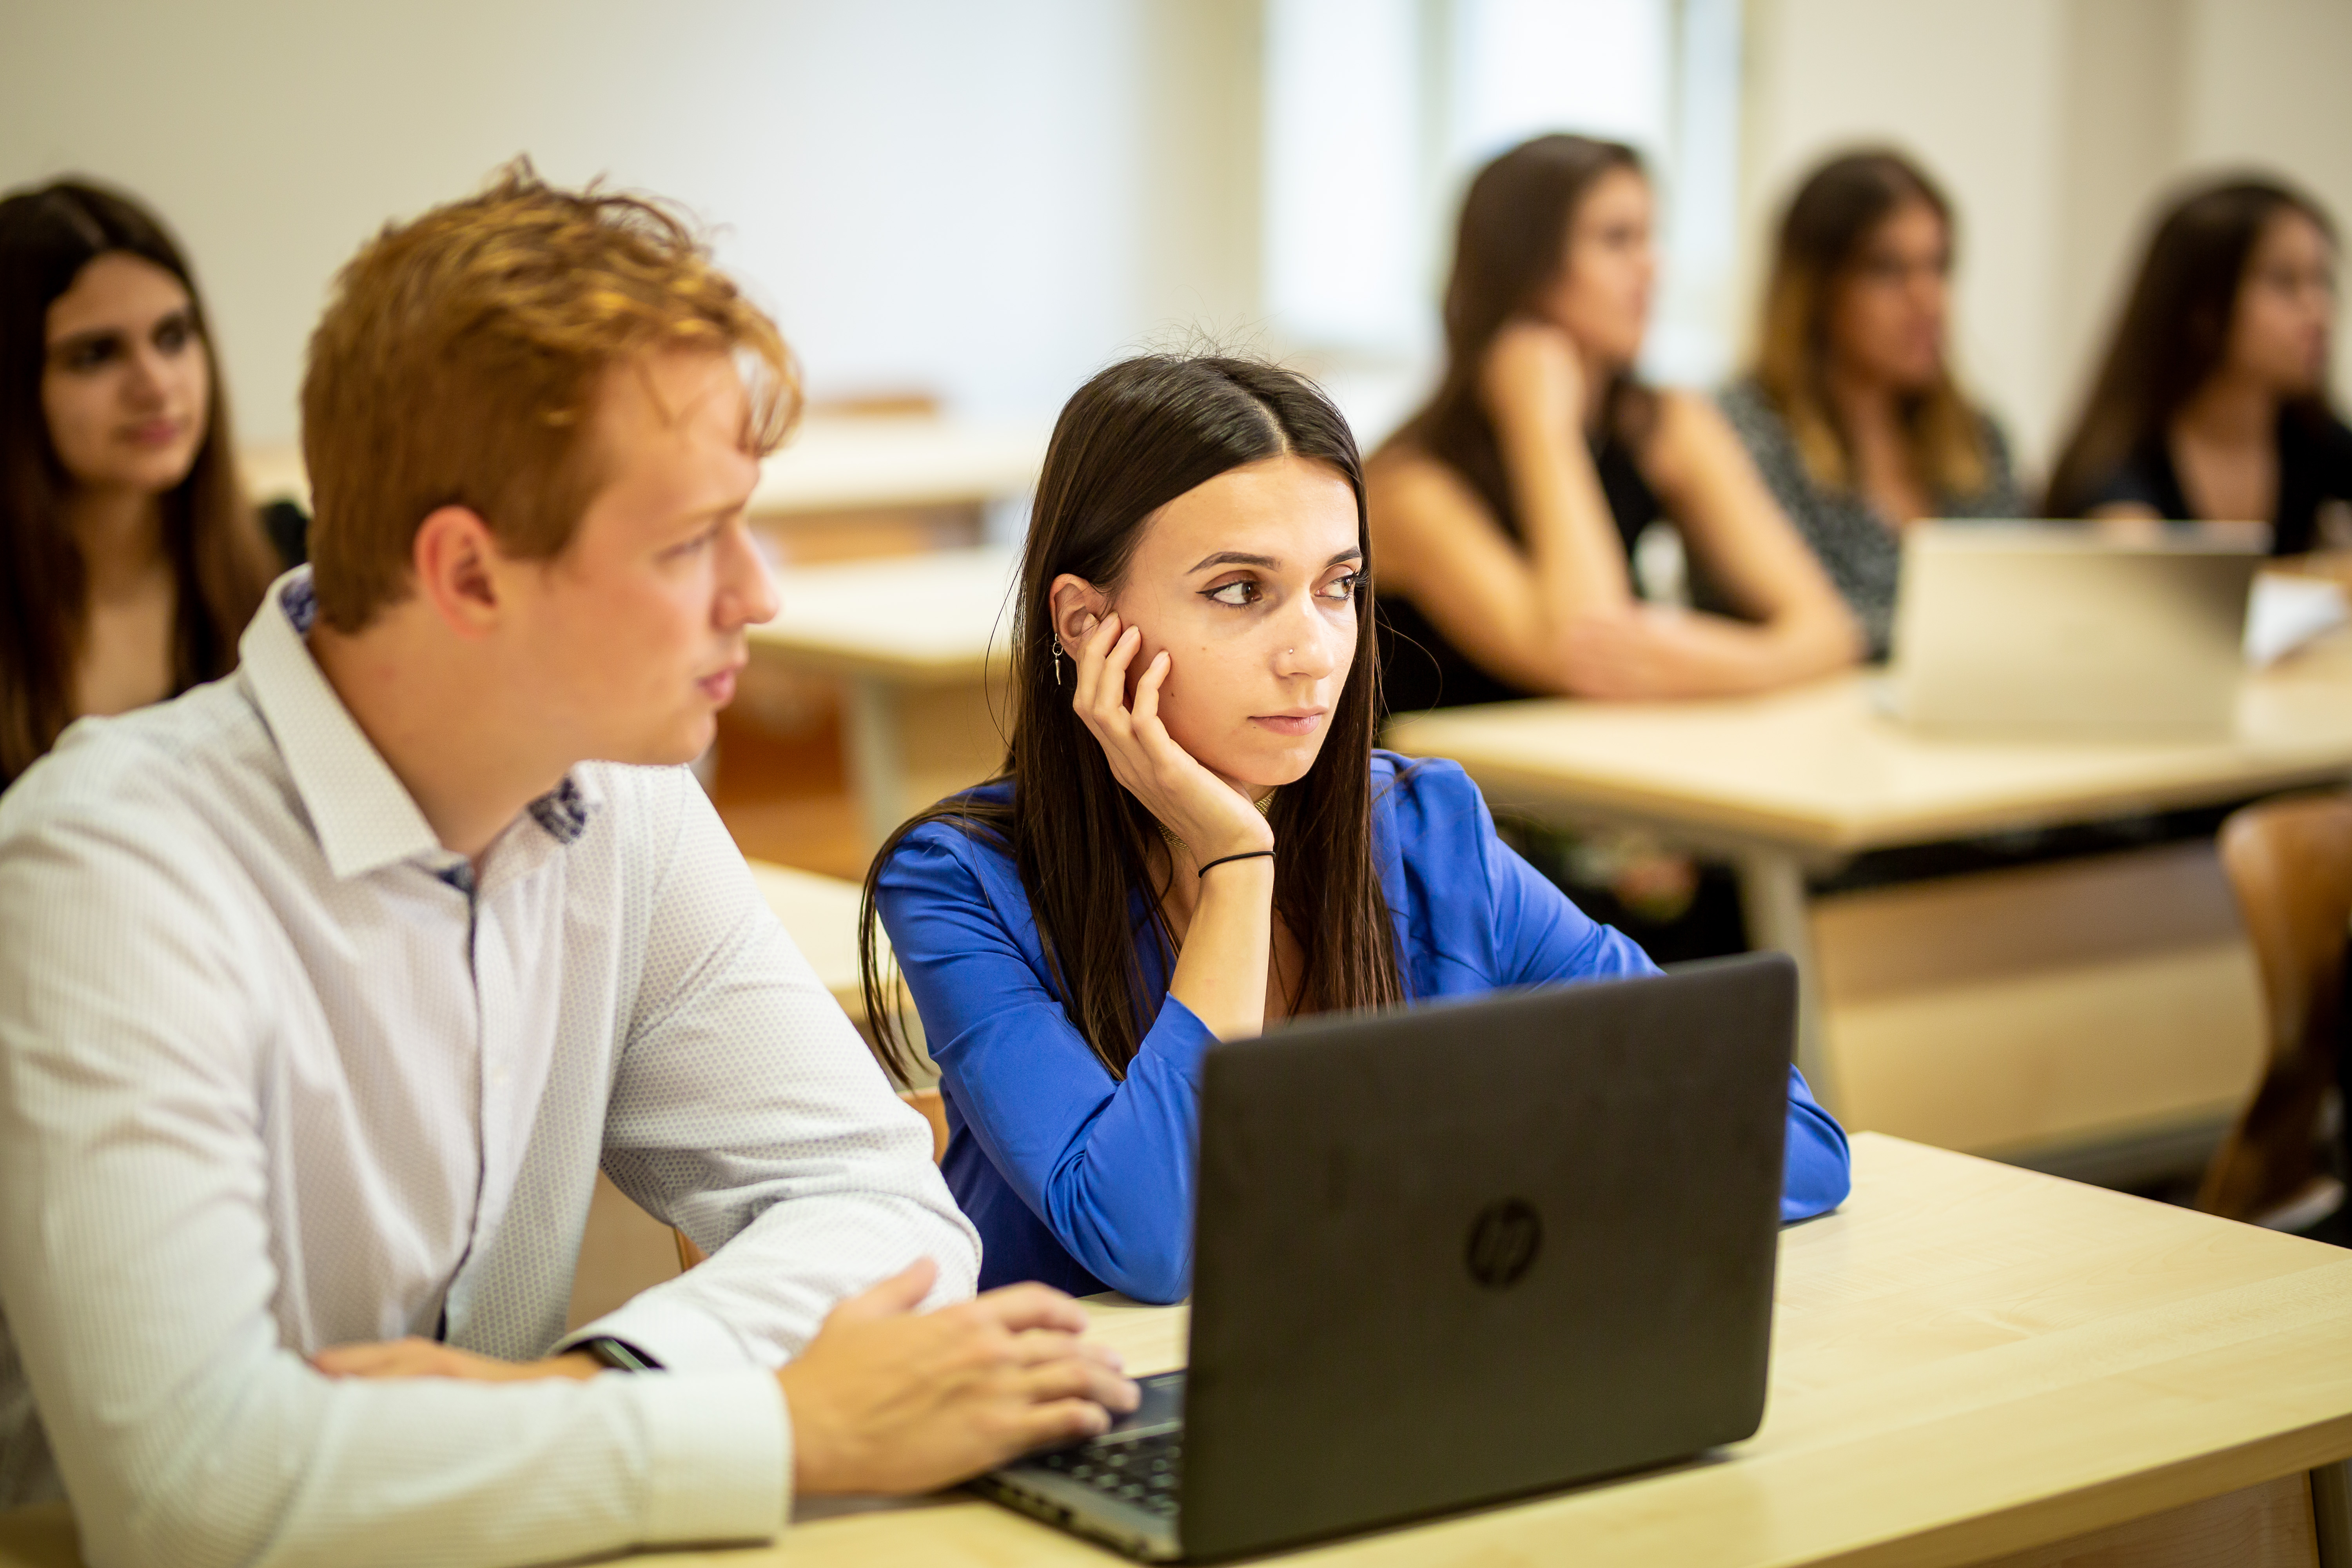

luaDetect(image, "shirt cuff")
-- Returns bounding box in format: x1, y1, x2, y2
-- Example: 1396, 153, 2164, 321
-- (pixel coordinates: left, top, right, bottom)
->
619, 1367, 791, 1544
563, 1289, 759, 1374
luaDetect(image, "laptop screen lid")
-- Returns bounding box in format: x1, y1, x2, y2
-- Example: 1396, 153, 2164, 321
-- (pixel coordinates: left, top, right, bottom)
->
1176, 953, 1796, 1560
1887, 522, 2265, 737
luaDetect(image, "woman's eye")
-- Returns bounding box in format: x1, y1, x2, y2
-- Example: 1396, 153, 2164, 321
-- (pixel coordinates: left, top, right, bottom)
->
154, 317, 192, 353
1204, 579, 1259, 606
60, 336, 120, 371
1319, 572, 1363, 602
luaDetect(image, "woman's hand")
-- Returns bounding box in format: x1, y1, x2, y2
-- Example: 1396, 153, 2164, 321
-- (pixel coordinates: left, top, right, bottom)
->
1481, 319, 1588, 436
1071, 612, 1274, 865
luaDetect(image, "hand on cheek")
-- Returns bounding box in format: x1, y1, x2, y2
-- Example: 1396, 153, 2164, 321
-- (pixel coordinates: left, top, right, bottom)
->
1070, 612, 1273, 865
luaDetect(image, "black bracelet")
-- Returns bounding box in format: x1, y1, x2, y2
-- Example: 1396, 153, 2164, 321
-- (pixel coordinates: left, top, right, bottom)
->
1197, 849, 1276, 879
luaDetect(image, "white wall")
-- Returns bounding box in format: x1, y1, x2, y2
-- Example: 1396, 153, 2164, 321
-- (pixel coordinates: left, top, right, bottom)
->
0, 0, 1166, 442
1740, 0, 2352, 483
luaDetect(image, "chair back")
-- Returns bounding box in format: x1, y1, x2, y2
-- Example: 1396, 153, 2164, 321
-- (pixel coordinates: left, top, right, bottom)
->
2196, 791, 2352, 1218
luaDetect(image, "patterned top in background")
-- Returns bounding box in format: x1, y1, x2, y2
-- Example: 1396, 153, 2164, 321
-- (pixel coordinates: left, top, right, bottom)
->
1717, 377, 2023, 660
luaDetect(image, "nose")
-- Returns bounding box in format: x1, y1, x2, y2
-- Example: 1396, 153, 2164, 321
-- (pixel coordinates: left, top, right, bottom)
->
122, 343, 170, 408
1271, 593, 1345, 681
715, 519, 782, 632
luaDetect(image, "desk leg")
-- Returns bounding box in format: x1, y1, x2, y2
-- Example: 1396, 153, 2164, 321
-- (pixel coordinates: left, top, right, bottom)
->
843, 676, 906, 849
2316, 1461, 2352, 1567
1735, 848, 1835, 1114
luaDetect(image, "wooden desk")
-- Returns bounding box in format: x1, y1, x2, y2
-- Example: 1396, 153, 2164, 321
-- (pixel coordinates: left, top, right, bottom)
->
747, 546, 1018, 846
1387, 634, 2352, 1170
9, 1135, 2347, 1567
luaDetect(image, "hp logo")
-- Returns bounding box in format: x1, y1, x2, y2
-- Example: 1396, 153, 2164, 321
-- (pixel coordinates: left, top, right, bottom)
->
1465, 1198, 1542, 1289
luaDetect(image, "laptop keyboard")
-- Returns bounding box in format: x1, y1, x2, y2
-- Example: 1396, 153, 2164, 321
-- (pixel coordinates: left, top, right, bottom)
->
1034, 1430, 1184, 1517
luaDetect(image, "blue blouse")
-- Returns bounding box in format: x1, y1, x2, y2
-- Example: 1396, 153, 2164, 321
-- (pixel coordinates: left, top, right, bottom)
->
877, 752, 1851, 1304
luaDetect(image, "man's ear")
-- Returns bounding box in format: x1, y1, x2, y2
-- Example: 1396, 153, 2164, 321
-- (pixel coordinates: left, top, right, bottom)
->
411, 506, 504, 640
1047, 573, 1109, 648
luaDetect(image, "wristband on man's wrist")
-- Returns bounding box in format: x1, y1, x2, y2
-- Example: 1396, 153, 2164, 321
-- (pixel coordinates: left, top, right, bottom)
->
577, 1336, 659, 1372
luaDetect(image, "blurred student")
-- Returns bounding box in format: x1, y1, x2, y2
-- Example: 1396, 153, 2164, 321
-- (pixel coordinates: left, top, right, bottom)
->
1721, 151, 2023, 658
2047, 176, 2350, 548
0, 179, 285, 791
863, 353, 1850, 1307
1370, 133, 1858, 709
0, 167, 1133, 1567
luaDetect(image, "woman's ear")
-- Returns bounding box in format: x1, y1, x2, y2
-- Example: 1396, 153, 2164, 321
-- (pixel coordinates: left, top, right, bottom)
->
1048, 574, 1109, 647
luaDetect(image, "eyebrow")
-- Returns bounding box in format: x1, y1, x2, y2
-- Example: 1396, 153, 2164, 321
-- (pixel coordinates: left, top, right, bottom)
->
1187, 547, 1364, 573
48, 308, 196, 354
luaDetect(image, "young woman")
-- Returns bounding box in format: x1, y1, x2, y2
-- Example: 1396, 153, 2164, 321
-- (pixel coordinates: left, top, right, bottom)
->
2047, 177, 2350, 546
1721, 151, 2023, 658
1370, 134, 1859, 710
0, 178, 279, 789
861, 354, 1850, 1305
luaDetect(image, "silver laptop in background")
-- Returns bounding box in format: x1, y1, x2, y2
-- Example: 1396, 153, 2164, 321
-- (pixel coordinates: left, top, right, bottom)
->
1884, 522, 2268, 739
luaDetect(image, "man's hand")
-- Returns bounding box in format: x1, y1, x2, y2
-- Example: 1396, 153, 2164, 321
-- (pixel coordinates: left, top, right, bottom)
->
777, 1259, 1140, 1495
311, 1338, 601, 1383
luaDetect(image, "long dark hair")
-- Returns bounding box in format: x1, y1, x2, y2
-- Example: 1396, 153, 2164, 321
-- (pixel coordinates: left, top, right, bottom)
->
0, 178, 272, 784
2046, 176, 2338, 517
1387, 133, 1657, 521
1752, 149, 1988, 498
858, 354, 1403, 1084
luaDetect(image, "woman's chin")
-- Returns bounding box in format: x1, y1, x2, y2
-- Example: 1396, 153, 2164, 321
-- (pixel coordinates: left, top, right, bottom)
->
1203, 738, 1330, 793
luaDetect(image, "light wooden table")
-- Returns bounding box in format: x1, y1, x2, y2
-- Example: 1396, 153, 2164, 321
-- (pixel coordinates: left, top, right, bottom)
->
748, 545, 1019, 846
8, 1135, 2347, 1567
1387, 632, 2352, 1172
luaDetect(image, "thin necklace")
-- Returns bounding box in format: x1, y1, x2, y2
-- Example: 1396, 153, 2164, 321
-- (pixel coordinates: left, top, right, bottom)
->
1158, 790, 1275, 860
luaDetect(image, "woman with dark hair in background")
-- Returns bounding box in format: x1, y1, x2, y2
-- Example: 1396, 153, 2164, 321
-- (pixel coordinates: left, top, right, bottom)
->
1721, 151, 2023, 658
0, 178, 280, 789
858, 353, 1849, 1305
2047, 176, 2350, 548
1369, 133, 1858, 709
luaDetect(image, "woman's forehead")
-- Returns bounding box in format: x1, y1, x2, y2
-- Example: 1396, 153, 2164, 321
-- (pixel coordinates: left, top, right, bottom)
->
1136, 456, 1360, 568
46, 252, 191, 342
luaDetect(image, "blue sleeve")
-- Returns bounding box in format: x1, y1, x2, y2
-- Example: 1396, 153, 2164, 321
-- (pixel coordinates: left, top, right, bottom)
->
876, 830, 1209, 1304
1419, 761, 1851, 1221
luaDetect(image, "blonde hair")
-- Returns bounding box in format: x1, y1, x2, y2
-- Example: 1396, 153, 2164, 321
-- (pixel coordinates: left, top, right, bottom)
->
1752, 150, 1986, 500
299, 160, 800, 632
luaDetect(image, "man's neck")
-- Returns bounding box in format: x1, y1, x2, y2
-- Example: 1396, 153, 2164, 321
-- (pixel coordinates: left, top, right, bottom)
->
308, 610, 571, 864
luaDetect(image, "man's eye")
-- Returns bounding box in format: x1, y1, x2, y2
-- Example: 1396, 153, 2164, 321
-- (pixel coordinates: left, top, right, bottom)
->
1205, 580, 1259, 606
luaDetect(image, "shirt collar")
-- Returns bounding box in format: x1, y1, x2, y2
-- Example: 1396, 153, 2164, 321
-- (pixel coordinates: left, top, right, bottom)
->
239, 568, 602, 882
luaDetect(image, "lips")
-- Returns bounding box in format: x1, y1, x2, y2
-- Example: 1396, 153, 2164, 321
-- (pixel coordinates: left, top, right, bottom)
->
697, 656, 747, 705
1251, 710, 1327, 736
123, 417, 187, 449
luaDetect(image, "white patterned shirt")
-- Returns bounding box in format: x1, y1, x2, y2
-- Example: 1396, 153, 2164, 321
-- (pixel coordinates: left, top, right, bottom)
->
0, 570, 979, 1568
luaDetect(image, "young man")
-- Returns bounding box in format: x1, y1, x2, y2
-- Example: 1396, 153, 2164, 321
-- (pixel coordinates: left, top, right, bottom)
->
0, 169, 1134, 1567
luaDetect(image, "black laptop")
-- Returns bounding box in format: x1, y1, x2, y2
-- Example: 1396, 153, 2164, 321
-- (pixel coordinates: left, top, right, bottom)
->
971, 952, 1798, 1561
